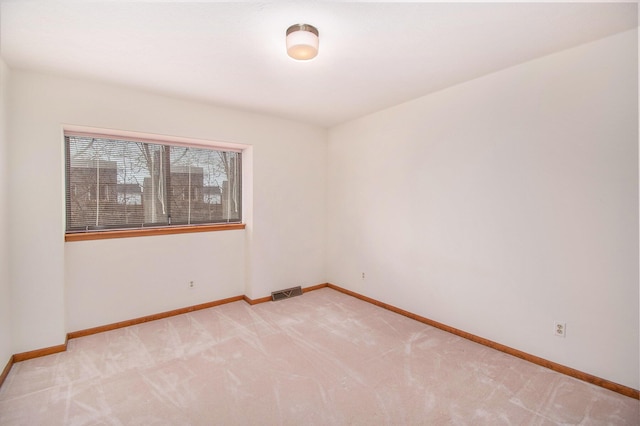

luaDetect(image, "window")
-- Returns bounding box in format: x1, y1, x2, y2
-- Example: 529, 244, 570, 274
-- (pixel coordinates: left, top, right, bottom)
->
65, 132, 242, 235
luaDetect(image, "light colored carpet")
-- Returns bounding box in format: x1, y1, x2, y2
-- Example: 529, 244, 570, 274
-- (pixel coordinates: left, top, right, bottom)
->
0, 288, 637, 425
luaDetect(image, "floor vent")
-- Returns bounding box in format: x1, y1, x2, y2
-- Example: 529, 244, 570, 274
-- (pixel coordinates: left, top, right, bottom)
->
271, 286, 303, 302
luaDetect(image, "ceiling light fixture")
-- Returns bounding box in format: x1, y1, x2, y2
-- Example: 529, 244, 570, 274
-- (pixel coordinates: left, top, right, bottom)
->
286, 24, 319, 61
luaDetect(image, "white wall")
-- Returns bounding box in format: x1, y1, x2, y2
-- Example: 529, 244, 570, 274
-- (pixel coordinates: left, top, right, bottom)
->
0, 59, 13, 365
9, 71, 326, 345
327, 30, 639, 389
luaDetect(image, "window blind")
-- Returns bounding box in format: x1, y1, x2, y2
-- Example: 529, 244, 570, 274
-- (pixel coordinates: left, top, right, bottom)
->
65, 133, 242, 232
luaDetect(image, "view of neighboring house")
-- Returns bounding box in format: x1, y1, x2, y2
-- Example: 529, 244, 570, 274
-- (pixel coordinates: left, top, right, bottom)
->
69, 160, 226, 229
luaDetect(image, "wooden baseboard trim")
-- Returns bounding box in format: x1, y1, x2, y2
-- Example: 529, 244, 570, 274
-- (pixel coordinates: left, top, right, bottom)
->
0, 355, 14, 388
68, 295, 244, 340
326, 283, 639, 400
243, 295, 272, 305
8, 285, 331, 370
243, 283, 330, 305
303, 283, 329, 292
18, 283, 632, 400
13, 340, 68, 363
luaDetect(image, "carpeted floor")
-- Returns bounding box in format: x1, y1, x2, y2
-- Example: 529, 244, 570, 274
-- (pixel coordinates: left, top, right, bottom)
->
0, 288, 638, 425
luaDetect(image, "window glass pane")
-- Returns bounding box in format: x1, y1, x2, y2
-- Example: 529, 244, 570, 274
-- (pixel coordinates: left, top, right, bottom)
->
65, 134, 241, 232
167, 146, 241, 225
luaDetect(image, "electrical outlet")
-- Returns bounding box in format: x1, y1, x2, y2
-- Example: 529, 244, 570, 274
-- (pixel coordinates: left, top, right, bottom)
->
554, 321, 566, 337
361, 272, 365, 280
189, 280, 195, 289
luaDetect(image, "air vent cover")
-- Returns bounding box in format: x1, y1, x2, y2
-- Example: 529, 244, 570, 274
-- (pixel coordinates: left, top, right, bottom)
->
271, 286, 303, 301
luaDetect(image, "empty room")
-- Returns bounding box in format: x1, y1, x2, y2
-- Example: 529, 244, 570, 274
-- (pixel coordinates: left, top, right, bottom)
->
0, 1, 638, 424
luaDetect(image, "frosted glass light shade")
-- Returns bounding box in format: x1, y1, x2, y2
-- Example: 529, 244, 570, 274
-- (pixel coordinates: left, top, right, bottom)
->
286, 24, 319, 60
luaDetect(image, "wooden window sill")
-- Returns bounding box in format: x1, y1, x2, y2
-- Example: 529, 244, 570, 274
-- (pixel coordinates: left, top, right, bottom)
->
65, 223, 246, 242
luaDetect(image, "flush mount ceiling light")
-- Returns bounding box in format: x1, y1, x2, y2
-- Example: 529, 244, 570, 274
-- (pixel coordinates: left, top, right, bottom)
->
286, 24, 319, 60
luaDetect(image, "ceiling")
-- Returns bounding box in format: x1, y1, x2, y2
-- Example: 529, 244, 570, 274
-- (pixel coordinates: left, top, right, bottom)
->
0, 1, 637, 128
